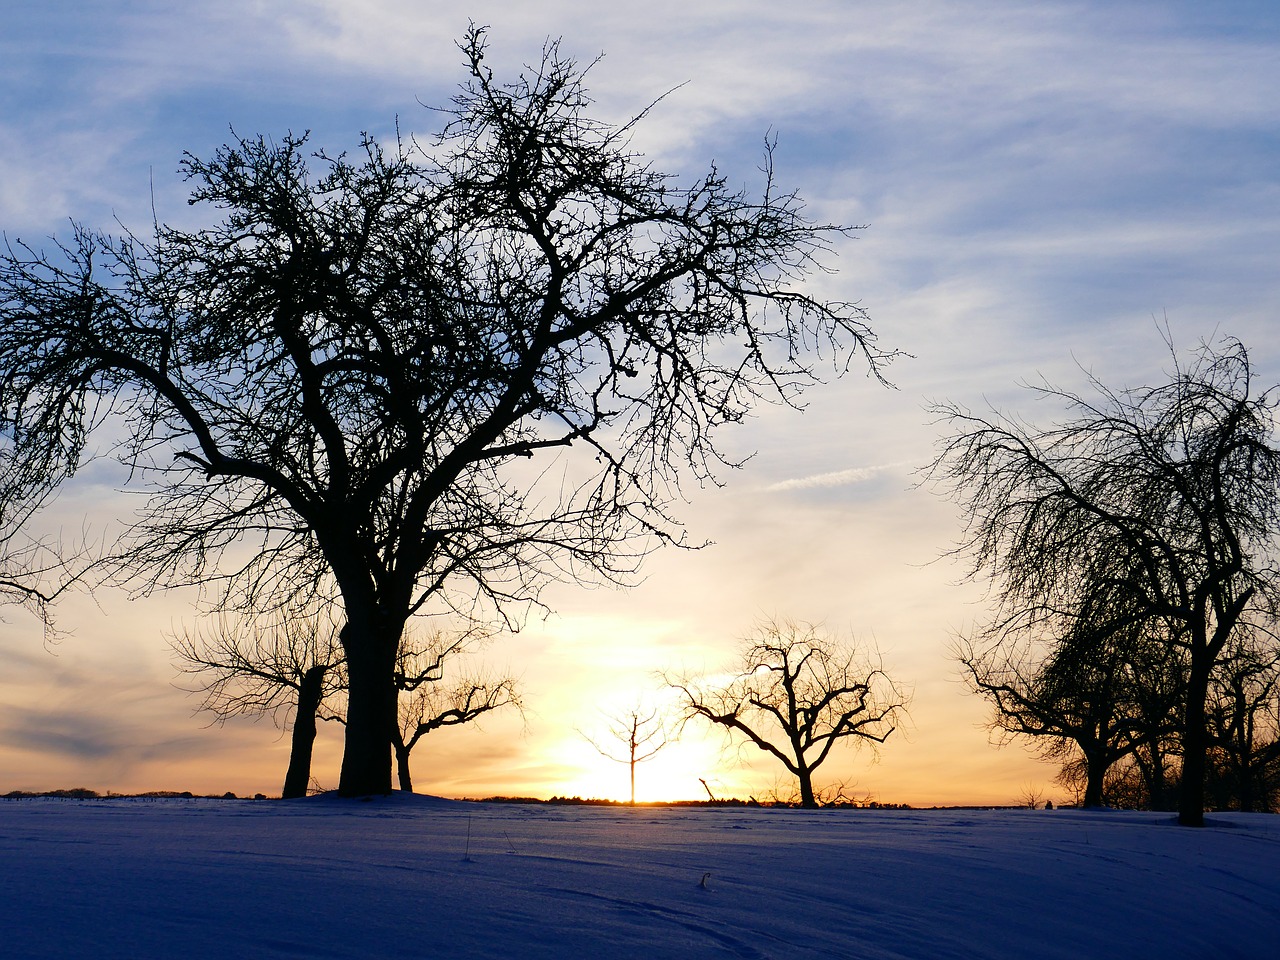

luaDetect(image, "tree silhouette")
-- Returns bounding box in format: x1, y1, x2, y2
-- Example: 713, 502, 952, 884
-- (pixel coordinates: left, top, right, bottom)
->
1205, 632, 1280, 812
956, 598, 1184, 808
932, 336, 1280, 825
0, 28, 889, 795
582, 705, 669, 804
670, 619, 906, 808
172, 610, 345, 798
177, 614, 518, 795
389, 627, 521, 793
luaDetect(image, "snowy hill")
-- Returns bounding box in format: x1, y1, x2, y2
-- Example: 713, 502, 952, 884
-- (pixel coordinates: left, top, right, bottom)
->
2, 794, 1275, 958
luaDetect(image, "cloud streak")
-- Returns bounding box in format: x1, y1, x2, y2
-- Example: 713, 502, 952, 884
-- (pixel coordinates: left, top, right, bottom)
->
766, 462, 908, 493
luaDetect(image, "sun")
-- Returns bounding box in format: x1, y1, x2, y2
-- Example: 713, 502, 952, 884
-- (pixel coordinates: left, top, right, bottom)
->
546, 728, 753, 803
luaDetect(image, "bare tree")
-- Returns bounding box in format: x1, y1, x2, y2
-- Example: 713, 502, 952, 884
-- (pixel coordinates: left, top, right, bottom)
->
956, 610, 1184, 808
0, 28, 889, 796
389, 627, 521, 793
1018, 783, 1046, 810
1205, 633, 1280, 812
172, 610, 345, 798
932, 336, 1280, 826
670, 619, 907, 809
581, 705, 669, 804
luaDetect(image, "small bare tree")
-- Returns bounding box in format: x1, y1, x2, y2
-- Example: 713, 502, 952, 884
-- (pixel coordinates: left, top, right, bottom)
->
172, 609, 345, 798
669, 619, 907, 808
582, 705, 670, 805
1018, 784, 1046, 810
390, 627, 522, 793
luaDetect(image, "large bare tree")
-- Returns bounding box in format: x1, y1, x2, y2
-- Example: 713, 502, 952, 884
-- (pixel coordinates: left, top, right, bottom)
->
670, 619, 906, 808
0, 29, 888, 795
932, 336, 1280, 826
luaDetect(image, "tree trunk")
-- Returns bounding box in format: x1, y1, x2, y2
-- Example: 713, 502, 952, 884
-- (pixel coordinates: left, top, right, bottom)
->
1082, 750, 1105, 808
1231, 695, 1256, 813
1139, 741, 1173, 811
798, 768, 817, 809
1179, 661, 1211, 827
338, 621, 398, 797
395, 741, 414, 793
1134, 745, 1156, 809
1150, 746, 1170, 811
1236, 763, 1255, 813
281, 664, 329, 799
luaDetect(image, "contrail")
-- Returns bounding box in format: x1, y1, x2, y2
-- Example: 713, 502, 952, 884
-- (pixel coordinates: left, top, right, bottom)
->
766, 462, 906, 492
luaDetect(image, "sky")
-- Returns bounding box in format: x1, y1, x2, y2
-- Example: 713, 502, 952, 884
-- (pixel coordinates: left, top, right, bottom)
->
1, 0, 1279, 805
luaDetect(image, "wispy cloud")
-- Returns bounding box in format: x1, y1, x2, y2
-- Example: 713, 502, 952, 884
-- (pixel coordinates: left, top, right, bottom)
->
766, 462, 907, 493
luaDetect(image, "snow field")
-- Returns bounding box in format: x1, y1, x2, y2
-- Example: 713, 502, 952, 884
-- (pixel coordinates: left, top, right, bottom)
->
2, 794, 1277, 959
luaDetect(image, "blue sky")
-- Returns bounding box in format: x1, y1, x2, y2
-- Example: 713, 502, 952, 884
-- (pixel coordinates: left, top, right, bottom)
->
2, 1, 1279, 802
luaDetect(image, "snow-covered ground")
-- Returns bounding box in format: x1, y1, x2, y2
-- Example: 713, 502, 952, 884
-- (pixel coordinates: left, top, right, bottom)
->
1, 795, 1275, 959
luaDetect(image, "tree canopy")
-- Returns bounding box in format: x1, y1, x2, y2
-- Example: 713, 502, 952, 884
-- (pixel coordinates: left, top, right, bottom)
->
670, 619, 906, 808
932, 336, 1280, 825
0, 29, 889, 795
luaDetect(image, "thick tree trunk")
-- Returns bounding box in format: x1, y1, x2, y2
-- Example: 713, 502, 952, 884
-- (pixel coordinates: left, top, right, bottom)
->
1082, 751, 1106, 808
281, 664, 329, 799
1179, 661, 1211, 827
798, 768, 817, 809
1236, 763, 1255, 813
338, 622, 399, 797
